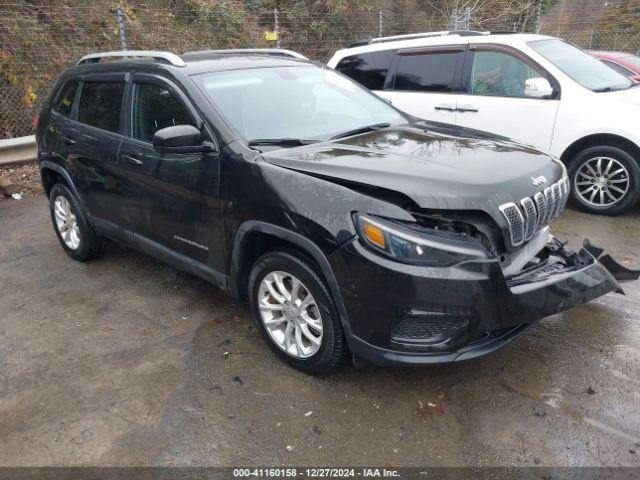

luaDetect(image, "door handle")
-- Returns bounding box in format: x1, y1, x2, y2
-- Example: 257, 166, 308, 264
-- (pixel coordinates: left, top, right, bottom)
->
61, 136, 76, 145
122, 154, 143, 166
434, 104, 457, 112
457, 105, 479, 113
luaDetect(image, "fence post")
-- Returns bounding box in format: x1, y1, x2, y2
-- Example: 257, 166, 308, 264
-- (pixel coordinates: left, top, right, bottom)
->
588, 30, 594, 49
273, 8, 281, 49
117, 2, 127, 50
555, 1, 565, 36
449, 9, 458, 31
535, 0, 542, 33
378, 10, 383, 38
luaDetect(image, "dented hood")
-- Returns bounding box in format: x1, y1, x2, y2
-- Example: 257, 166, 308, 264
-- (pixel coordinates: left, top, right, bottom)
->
260, 124, 564, 215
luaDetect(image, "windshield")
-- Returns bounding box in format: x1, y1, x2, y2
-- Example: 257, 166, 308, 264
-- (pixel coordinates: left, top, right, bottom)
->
195, 66, 406, 142
529, 39, 633, 91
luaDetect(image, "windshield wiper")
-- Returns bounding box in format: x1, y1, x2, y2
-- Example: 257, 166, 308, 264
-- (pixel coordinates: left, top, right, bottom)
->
330, 122, 391, 140
248, 138, 320, 147
593, 85, 632, 92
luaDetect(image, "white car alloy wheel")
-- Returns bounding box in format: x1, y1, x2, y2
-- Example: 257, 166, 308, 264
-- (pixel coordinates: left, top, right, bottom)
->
574, 156, 630, 207
53, 195, 81, 250
257, 271, 323, 359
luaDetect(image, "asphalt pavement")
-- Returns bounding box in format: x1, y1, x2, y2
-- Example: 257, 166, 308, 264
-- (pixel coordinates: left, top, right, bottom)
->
1, 196, 639, 467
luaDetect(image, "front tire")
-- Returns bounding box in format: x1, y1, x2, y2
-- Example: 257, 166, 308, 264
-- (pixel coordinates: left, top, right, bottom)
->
49, 183, 103, 261
247, 251, 347, 374
568, 145, 640, 215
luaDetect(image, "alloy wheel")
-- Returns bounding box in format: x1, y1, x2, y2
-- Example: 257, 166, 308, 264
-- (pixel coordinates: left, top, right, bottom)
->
257, 271, 323, 359
53, 196, 81, 250
574, 156, 630, 207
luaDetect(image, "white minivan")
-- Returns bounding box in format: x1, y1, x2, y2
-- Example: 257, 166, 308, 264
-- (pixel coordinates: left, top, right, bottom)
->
328, 32, 640, 215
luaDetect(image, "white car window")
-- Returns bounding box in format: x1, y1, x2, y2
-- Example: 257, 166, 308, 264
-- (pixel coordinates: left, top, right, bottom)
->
529, 39, 632, 91
471, 51, 541, 97
394, 52, 460, 92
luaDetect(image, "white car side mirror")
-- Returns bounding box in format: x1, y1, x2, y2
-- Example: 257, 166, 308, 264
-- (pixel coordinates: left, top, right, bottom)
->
525, 77, 554, 98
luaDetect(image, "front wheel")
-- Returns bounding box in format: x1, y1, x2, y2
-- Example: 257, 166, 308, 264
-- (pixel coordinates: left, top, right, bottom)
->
568, 145, 640, 215
247, 251, 347, 374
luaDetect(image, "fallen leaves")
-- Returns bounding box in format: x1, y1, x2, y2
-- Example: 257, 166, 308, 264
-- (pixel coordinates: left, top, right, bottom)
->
0, 163, 41, 199
415, 398, 445, 418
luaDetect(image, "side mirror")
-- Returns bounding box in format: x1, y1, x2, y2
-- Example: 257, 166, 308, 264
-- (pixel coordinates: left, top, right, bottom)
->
524, 77, 554, 99
152, 124, 215, 154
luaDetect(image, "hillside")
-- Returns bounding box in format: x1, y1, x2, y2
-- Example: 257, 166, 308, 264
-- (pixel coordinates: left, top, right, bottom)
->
1, 0, 633, 138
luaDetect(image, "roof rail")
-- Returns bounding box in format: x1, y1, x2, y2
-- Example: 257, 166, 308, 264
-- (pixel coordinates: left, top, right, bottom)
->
77, 50, 186, 67
181, 48, 308, 60
347, 30, 488, 48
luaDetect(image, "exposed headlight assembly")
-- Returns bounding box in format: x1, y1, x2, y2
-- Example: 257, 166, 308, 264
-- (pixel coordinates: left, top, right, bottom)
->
354, 213, 489, 266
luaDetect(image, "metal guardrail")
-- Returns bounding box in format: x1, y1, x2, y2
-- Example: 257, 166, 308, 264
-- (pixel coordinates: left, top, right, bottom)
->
0, 135, 37, 166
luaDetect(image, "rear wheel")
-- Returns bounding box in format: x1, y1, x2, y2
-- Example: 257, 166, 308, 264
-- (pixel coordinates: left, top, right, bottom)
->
248, 250, 347, 374
568, 145, 640, 215
49, 183, 104, 261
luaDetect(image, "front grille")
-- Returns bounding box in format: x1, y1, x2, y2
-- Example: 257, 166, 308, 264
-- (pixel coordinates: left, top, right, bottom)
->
551, 182, 562, 218
499, 176, 569, 248
543, 187, 554, 224
520, 197, 537, 241
560, 176, 570, 211
499, 203, 525, 246
533, 192, 547, 230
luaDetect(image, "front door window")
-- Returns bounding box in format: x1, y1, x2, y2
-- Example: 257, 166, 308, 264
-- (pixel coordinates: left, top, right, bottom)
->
470, 51, 541, 97
132, 83, 194, 142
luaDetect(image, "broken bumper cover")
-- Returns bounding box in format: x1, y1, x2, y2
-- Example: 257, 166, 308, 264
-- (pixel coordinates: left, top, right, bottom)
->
335, 239, 623, 367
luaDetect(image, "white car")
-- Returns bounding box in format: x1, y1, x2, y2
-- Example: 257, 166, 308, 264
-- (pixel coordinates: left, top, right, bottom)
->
328, 32, 640, 215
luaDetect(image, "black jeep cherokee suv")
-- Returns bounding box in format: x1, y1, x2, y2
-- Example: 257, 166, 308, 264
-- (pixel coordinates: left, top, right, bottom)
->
35, 50, 621, 373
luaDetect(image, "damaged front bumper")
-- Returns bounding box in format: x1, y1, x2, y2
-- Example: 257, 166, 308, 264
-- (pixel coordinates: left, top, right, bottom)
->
334, 235, 635, 367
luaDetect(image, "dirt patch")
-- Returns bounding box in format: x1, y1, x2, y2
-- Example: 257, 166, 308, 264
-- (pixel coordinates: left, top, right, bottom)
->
0, 162, 41, 200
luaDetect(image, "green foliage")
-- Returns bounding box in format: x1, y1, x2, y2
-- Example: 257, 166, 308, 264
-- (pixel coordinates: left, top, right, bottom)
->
598, 0, 640, 30
197, 3, 250, 47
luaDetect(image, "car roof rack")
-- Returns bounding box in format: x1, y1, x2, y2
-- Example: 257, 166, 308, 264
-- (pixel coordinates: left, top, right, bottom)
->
181, 48, 308, 60
347, 30, 488, 48
77, 50, 186, 67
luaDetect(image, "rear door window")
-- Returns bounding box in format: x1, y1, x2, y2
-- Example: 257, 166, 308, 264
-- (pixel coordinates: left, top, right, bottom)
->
77, 81, 125, 133
393, 51, 461, 92
334, 50, 395, 90
53, 79, 80, 116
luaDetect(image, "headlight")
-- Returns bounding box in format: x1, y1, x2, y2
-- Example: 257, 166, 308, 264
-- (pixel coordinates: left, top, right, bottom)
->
354, 213, 489, 266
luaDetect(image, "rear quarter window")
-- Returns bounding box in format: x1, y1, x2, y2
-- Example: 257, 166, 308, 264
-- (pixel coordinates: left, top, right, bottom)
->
53, 79, 80, 116
334, 50, 395, 90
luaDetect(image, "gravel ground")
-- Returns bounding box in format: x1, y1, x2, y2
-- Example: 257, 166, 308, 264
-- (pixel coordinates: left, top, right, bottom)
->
0, 196, 639, 468
0, 163, 41, 199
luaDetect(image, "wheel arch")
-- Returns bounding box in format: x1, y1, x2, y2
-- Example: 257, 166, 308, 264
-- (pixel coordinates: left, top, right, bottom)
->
228, 221, 353, 337
560, 133, 640, 166
40, 160, 83, 201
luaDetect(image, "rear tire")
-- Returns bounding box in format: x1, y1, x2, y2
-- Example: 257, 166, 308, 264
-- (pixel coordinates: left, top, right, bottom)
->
248, 250, 347, 374
49, 183, 104, 261
568, 145, 640, 215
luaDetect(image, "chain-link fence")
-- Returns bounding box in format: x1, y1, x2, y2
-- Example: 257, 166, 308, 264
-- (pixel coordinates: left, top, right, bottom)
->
1, 1, 639, 139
